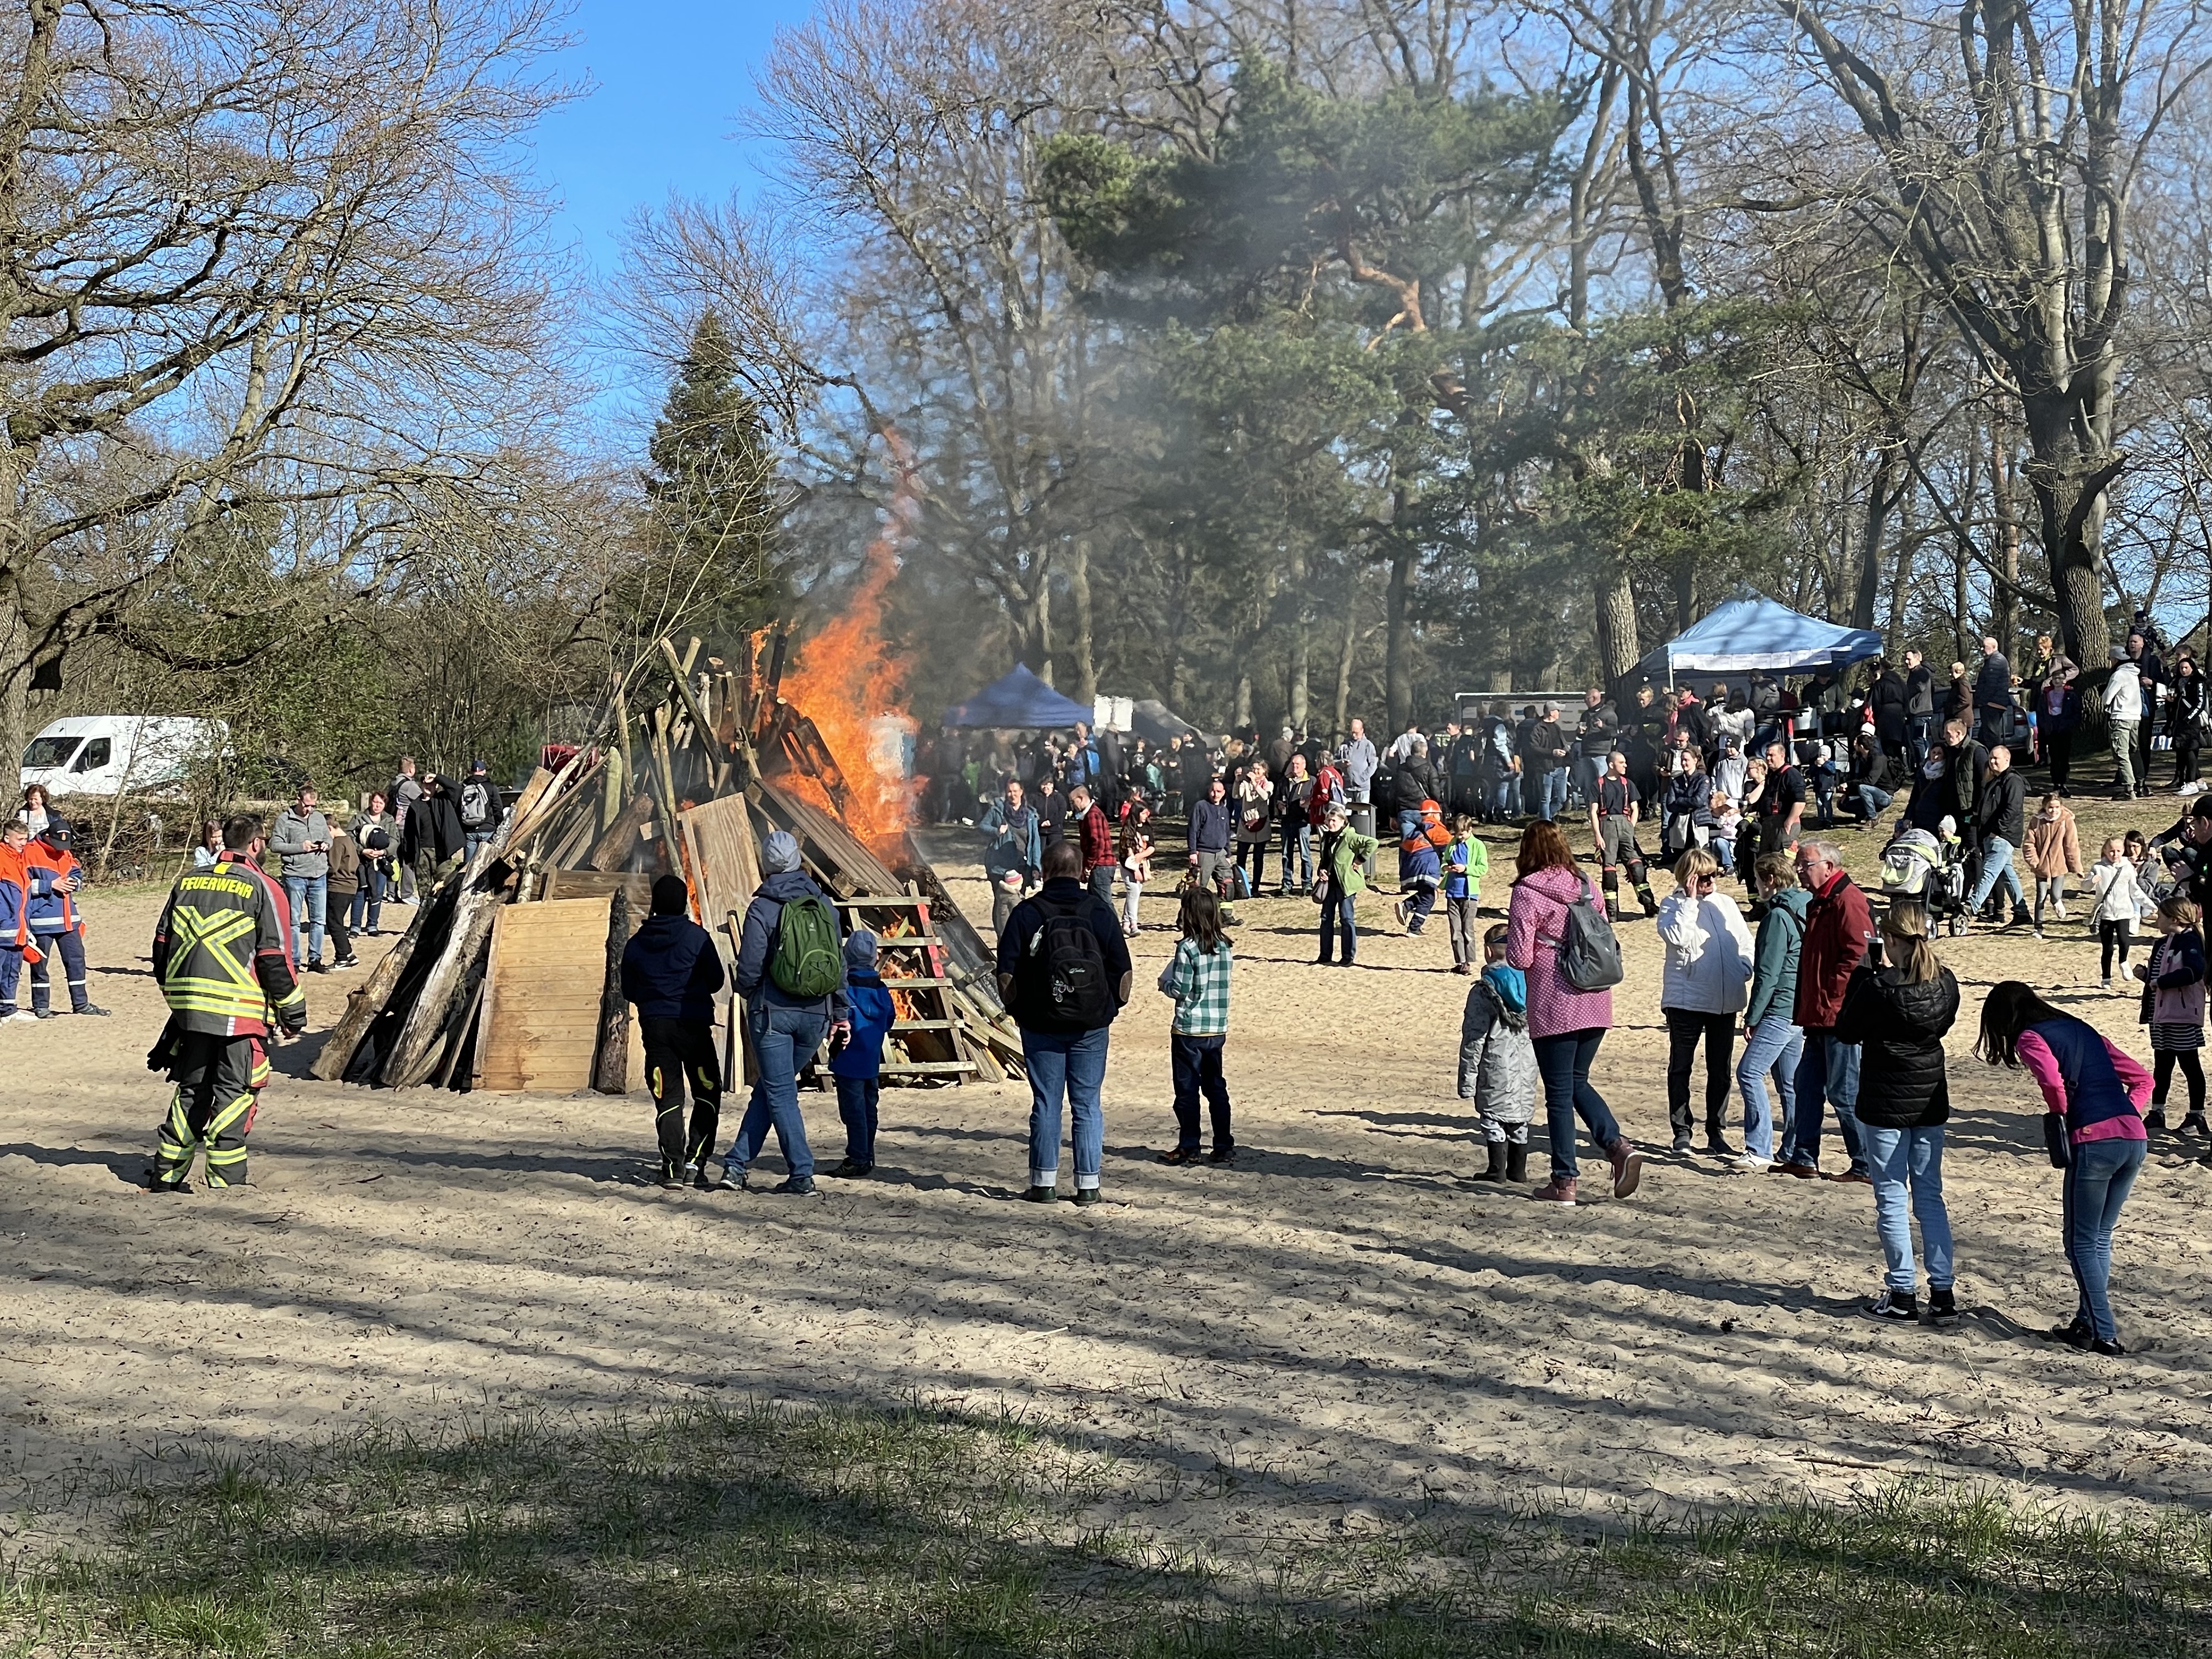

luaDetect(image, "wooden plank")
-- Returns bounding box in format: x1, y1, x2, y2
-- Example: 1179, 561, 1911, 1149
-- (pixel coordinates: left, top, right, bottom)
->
475, 896, 617, 1092
311, 879, 445, 1081
880, 1060, 979, 1075
679, 794, 763, 938
541, 868, 654, 916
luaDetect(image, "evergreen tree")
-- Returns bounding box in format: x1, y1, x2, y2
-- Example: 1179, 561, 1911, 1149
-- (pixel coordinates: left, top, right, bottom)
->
630, 310, 782, 649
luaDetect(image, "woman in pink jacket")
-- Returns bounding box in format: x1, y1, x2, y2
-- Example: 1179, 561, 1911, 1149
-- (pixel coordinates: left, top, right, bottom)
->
1505, 820, 1645, 1205
1977, 981, 2154, 1355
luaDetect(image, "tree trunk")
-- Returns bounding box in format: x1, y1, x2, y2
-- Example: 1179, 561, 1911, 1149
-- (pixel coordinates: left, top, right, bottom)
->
1593, 566, 1639, 693
1855, 442, 1901, 631
1286, 547, 1310, 731
0, 587, 28, 783
1333, 572, 1359, 739
1065, 538, 1097, 704
1385, 542, 1413, 732
1990, 428, 2022, 656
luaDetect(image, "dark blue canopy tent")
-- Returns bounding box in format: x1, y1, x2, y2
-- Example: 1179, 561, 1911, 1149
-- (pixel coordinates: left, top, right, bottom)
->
1635, 587, 1883, 686
943, 664, 1094, 729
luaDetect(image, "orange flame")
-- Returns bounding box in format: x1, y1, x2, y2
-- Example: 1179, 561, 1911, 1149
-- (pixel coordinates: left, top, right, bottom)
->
778, 435, 921, 855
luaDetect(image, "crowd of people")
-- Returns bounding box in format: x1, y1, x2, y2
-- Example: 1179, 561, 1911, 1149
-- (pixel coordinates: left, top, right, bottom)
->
16, 635, 2205, 1363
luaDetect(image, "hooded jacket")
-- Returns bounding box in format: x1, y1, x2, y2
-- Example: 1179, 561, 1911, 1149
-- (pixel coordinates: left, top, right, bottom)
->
1504, 862, 1614, 1040
832, 962, 897, 1080
1834, 962, 1960, 1127
621, 911, 726, 1023
1793, 868, 1872, 1030
1745, 886, 1810, 1029
1457, 964, 1537, 1124
1656, 889, 1753, 1014
733, 868, 850, 1020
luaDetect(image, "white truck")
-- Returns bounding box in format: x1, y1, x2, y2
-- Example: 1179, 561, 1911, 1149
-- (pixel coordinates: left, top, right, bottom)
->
18, 715, 225, 799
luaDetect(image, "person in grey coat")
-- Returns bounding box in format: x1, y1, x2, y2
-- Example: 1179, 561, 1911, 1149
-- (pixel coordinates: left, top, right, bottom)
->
718, 830, 850, 1195
1458, 923, 1538, 1183
268, 785, 333, 971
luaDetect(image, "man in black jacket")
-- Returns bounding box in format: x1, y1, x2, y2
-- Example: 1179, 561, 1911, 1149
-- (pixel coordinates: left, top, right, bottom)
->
400, 775, 465, 894
1392, 736, 1438, 839
1867, 659, 1909, 758
1973, 636, 2015, 748
1966, 745, 2030, 927
621, 873, 727, 1189
1901, 650, 1937, 770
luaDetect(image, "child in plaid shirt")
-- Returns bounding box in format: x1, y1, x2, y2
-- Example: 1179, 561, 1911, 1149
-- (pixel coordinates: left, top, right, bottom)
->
1156, 885, 1235, 1165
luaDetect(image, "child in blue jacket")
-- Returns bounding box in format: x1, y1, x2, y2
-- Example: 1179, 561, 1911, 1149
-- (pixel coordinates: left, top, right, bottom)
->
830, 929, 896, 1177
0, 819, 31, 1022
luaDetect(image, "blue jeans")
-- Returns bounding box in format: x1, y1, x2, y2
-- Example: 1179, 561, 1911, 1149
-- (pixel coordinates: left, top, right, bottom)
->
283, 873, 328, 965
1023, 1024, 1109, 1189
464, 830, 495, 865
834, 1075, 879, 1166
1532, 1028, 1622, 1181
349, 864, 386, 932
1487, 777, 1517, 819
1571, 756, 1605, 810
1860, 1124, 1954, 1291
726, 1003, 825, 1181
1907, 715, 1934, 772
2063, 1136, 2147, 1341
1969, 834, 2024, 914
1537, 768, 1568, 822
1734, 1015, 1801, 1163
1318, 891, 1358, 963
1790, 1030, 1865, 1174
1850, 784, 1893, 821
1281, 821, 1312, 890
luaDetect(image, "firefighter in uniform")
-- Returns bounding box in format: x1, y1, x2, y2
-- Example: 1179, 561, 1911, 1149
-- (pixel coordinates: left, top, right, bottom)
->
145, 814, 307, 1192
1586, 749, 1659, 924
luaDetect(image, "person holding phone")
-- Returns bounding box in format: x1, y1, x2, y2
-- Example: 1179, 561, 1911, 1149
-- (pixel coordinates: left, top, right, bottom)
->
269, 783, 334, 973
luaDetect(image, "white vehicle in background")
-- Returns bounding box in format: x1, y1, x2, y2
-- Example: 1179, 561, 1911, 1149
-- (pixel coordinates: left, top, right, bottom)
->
18, 716, 226, 799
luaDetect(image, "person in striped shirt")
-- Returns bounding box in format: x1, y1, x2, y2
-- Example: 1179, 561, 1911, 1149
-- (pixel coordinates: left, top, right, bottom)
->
1156, 885, 1234, 1166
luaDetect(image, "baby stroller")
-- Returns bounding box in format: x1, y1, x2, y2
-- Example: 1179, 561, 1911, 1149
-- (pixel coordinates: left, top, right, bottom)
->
1878, 822, 1971, 935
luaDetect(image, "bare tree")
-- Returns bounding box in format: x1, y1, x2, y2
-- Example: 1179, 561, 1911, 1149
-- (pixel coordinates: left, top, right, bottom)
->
0, 0, 575, 764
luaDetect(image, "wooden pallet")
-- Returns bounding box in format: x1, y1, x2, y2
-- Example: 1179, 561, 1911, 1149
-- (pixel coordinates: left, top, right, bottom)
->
833, 893, 985, 1082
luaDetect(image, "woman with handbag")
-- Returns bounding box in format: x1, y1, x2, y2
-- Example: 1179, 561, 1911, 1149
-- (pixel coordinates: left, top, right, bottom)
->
1310, 803, 1376, 967
1504, 818, 1644, 1205
1833, 902, 1960, 1325
1977, 981, 2154, 1355
351, 790, 398, 937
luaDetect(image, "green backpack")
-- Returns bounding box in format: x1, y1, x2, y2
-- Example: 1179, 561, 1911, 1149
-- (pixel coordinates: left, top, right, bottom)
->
769, 891, 843, 997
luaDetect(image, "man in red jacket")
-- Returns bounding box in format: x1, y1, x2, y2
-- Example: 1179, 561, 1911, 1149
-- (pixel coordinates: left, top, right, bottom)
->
1068, 785, 1116, 908
1776, 839, 1874, 1183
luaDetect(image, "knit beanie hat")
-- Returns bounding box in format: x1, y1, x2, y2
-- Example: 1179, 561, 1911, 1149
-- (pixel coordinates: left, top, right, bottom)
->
763, 831, 803, 873
651, 874, 689, 916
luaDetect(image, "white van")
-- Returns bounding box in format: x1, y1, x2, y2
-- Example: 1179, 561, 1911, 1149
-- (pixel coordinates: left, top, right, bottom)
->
19, 716, 225, 799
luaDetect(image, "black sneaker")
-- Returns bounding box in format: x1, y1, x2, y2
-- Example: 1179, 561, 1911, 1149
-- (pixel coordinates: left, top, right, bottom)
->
2044, 1318, 2092, 1348
825, 1158, 874, 1178
2089, 1336, 2129, 1357
2185, 1114, 2210, 1138
31, 1008, 55, 1019
145, 1176, 193, 1195
75, 1004, 111, 1017
2147, 1108, 2170, 1132
692, 1166, 717, 1190
712, 1169, 747, 1192
1670, 1132, 1695, 1154
1862, 1288, 1920, 1323
769, 1176, 817, 1195
658, 1170, 685, 1191
1206, 1145, 1237, 1163
1928, 1286, 1959, 1327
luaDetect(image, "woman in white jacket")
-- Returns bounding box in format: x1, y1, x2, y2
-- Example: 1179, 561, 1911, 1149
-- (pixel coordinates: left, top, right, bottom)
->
1658, 847, 1755, 1155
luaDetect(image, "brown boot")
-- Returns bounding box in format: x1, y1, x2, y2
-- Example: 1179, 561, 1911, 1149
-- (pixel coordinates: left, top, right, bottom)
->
1531, 1175, 1577, 1205
1607, 1138, 1645, 1198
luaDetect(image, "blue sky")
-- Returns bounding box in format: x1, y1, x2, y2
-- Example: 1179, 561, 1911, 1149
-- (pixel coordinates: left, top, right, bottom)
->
532, 0, 819, 273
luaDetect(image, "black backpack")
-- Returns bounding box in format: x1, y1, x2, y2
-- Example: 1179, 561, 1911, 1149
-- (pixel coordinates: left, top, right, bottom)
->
1018, 893, 1118, 1029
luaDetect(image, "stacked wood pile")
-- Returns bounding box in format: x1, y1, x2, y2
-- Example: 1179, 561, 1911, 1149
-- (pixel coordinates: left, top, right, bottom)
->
313, 633, 1020, 1092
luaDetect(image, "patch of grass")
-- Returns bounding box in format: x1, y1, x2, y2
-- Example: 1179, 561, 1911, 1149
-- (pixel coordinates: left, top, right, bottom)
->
3, 1400, 2208, 1656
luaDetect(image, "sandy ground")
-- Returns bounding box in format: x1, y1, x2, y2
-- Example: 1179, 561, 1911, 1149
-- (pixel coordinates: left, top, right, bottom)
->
4, 816, 2211, 1541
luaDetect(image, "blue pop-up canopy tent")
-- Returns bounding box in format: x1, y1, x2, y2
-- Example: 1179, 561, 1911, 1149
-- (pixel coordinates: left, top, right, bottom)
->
1636, 587, 1883, 684
943, 663, 1094, 729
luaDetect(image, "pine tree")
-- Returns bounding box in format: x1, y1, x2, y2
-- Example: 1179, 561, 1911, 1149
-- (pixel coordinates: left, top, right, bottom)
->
634, 309, 782, 645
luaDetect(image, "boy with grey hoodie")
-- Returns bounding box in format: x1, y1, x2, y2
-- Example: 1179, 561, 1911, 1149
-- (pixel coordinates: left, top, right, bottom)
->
1457, 923, 1538, 1182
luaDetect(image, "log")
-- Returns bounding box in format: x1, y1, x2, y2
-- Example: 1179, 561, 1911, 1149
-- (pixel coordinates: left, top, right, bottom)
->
587, 793, 655, 873
432, 972, 486, 1091
311, 878, 447, 1081
591, 887, 631, 1093
381, 871, 508, 1087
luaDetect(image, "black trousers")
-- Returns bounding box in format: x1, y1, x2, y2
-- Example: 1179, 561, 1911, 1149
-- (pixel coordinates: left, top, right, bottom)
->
2048, 730, 2072, 791
2099, 921, 2133, 979
1170, 1032, 1233, 1153
2153, 1048, 2206, 1114
640, 1015, 723, 1177
1664, 1008, 1736, 1137
152, 1031, 269, 1188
